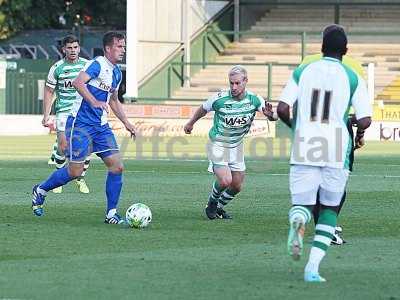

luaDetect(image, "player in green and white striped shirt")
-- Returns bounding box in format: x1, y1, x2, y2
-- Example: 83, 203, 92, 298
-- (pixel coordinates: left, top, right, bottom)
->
184, 65, 276, 219
42, 35, 90, 194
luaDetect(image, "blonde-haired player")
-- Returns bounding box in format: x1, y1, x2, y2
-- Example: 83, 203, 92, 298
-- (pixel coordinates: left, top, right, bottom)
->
184, 65, 276, 219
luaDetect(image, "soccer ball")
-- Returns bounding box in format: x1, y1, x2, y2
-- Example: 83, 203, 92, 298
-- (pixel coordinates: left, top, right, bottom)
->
125, 203, 152, 228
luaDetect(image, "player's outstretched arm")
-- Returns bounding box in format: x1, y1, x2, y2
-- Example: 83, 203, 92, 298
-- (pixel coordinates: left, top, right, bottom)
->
72, 72, 109, 111
109, 91, 136, 139
277, 101, 292, 128
42, 85, 55, 127
184, 105, 207, 134
262, 101, 278, 121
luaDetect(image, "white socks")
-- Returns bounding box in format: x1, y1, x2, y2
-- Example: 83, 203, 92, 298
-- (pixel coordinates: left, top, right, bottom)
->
305, 247, 325, 274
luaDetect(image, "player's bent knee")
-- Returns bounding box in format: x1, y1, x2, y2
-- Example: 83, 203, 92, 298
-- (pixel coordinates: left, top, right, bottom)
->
116, 165, 124, 173
219, 178, 232, 188
58, 138, 67, 153
68, 169, 82, 178
109, 164, 124, 174
231, 183, 242, 192
68, 165, 84, 178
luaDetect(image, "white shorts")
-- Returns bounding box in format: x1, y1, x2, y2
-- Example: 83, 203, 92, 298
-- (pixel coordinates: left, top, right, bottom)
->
207, 142, 245, 172
56, 112, 70, 132
289, 165, 349, 206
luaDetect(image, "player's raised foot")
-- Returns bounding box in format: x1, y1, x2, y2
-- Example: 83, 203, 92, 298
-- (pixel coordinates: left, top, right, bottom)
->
216, 207, 232, 219
76, 178, 90, 194
205, 199, 218, 220
52, 186, 63, 193
304, 272, 327, 283
32, 184, 46, 217
287, 217, 305, 260
104, 213, 125, 225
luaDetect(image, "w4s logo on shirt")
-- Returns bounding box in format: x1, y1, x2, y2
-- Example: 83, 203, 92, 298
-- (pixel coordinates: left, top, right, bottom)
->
64, 80, 73, 88
224, 115, 251, 127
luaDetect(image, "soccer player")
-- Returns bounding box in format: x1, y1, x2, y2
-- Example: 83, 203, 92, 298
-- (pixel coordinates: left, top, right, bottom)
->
184, 65, 276, 219
301, 49, 366, 245
277, 25, 372, 282
42, 35, 90, 194
32, 31, 136, 224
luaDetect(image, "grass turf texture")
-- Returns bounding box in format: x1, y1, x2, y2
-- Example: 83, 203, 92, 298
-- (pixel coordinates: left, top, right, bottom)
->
0, 135, 399, 299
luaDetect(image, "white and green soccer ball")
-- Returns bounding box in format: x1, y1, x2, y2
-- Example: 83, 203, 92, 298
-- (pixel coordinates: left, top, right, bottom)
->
126, 203, 152, 228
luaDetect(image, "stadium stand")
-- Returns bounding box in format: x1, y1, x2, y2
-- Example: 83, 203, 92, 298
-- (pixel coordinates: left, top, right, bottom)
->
170, 4, 400, 104
251, 5, 400, 38
376, 75, 400, 102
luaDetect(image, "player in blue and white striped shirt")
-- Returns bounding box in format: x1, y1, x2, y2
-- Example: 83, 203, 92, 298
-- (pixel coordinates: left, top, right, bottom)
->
32, 32, 136, 225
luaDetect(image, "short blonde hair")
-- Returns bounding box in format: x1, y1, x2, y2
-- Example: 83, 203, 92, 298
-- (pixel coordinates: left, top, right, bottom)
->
228, 65, 247, 79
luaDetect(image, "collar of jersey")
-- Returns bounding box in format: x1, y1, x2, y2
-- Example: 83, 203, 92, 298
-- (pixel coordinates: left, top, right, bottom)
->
322, 56, 341, 63
103, 56, 115, 67
63, 58, 80, 65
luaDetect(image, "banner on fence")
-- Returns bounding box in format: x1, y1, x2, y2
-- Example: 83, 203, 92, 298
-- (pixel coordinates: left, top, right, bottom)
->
109, 117, 276, 138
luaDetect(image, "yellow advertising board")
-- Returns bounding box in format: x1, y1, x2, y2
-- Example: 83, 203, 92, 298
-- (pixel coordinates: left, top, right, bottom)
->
373, 104, 400, 121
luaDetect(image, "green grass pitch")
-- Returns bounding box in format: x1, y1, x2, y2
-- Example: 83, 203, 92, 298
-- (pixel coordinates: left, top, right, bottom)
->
0, 135, 399, 299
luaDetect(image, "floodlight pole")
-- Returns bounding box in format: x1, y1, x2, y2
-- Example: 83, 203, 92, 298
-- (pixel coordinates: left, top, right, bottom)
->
182, 0, 191, 88
124, 0, 138, 100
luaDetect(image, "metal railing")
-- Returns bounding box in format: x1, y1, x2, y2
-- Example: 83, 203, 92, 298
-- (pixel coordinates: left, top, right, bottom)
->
132, 1, 392, 104
0, 43, 94, 60
132, 59, 373, 103
204, 29, 310, 60
204, 28, 400, 64
166, 61, 298, 100
159, 28, 312, 103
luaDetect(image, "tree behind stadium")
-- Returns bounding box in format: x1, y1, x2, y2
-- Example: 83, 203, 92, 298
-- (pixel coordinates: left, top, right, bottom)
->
0, 0, 126, 40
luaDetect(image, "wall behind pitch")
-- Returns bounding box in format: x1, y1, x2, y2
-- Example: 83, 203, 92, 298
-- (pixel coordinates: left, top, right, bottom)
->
138, 2, 234, 99
137, 0, 229, 82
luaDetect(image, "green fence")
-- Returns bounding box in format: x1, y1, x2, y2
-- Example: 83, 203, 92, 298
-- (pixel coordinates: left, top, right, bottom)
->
5, 71, 46, 114
208, 29, 309, 59
0, 60, 6, 114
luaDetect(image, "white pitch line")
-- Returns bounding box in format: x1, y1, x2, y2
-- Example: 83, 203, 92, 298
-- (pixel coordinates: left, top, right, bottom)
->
1, 162, 400, 177
0, 167, 399, 177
